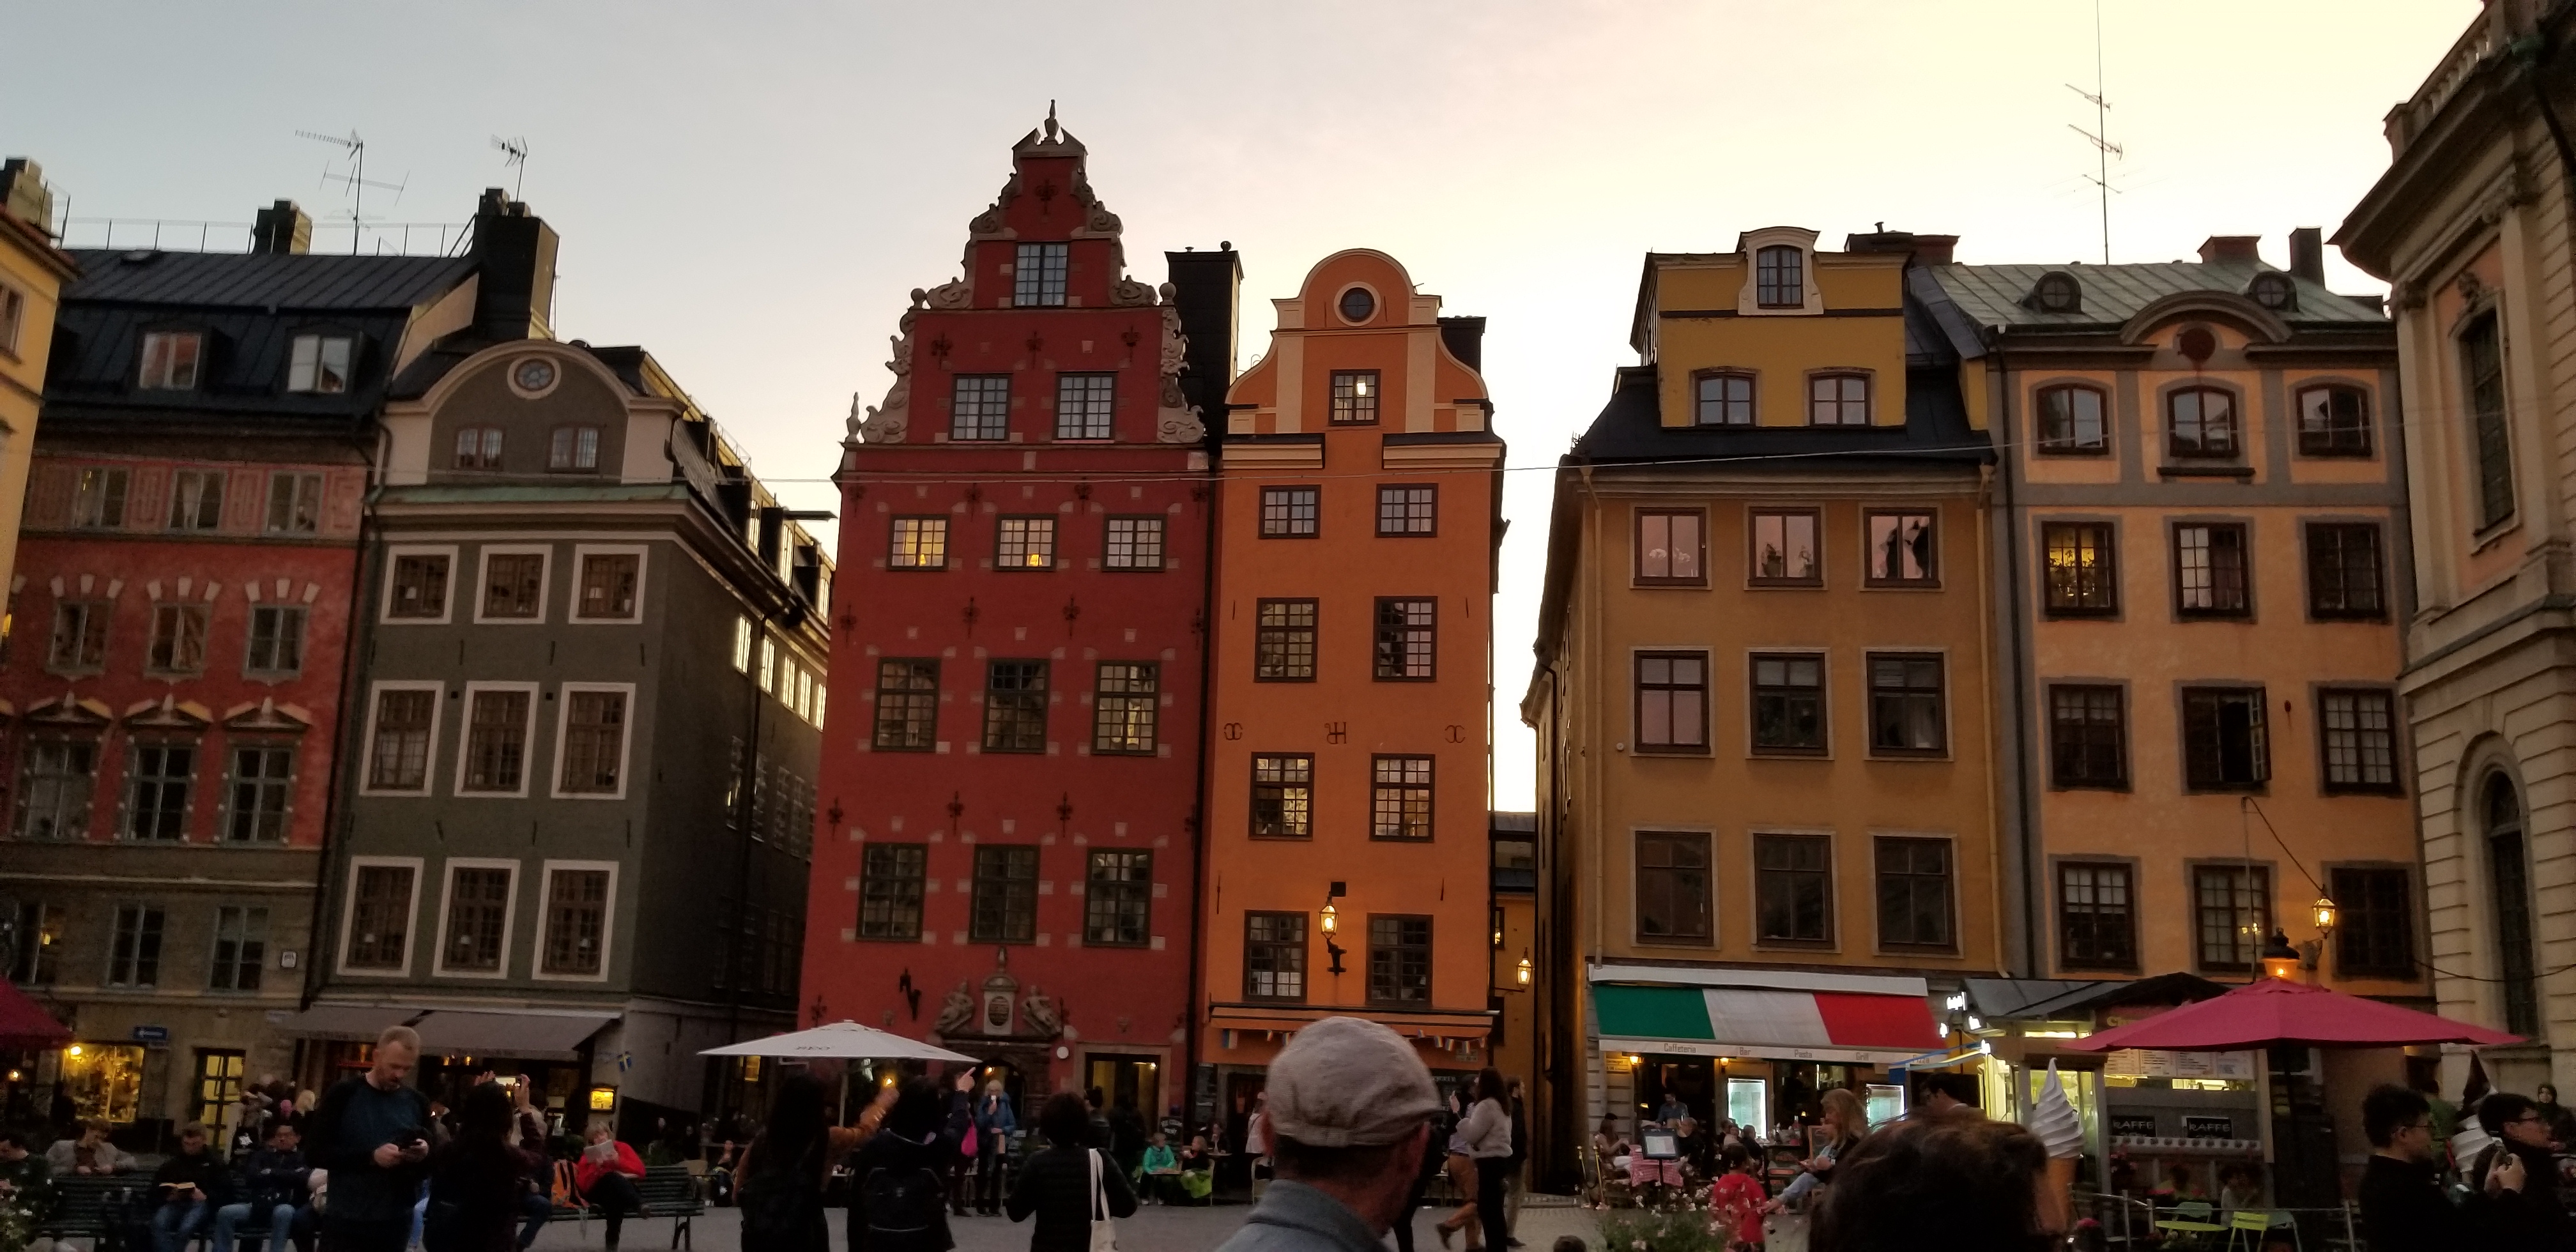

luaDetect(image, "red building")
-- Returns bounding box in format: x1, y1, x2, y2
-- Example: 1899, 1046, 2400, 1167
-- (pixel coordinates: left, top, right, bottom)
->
812, 116, 1237, 1117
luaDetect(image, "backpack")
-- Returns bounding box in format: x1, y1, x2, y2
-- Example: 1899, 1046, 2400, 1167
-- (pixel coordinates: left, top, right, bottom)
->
861, 1165, 947, 1249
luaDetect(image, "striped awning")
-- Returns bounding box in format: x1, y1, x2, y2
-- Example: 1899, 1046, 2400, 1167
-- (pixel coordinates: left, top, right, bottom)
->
1593, 982, 1943, 1065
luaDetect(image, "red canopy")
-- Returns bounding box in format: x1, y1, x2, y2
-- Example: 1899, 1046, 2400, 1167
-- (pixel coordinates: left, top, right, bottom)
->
0, 980, 68, 1051
2060, 977, 2519, 1052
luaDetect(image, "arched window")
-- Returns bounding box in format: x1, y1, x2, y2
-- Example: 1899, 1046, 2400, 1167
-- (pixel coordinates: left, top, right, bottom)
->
2484, 774, 2541, 1037
2166, 387, 2239, 459
1755, 246, 1804, 309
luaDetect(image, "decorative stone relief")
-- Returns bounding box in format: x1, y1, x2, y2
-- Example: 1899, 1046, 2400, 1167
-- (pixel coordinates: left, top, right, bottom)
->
923, 279, 972, 310
1108, 277, 1156, 307
2472, 162, 2534, 228
968, 174, 1022, 240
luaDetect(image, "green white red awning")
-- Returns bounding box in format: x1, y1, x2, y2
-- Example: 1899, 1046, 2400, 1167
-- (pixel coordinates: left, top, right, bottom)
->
1592, 975, 1943, 1065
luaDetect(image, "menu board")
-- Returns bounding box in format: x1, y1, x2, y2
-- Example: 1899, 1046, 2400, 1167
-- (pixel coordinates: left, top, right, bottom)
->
2103, 1049, 2256, 1080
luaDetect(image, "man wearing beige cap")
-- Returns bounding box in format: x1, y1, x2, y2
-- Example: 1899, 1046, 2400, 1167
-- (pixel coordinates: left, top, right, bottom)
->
1215, 1016, 1441, 1252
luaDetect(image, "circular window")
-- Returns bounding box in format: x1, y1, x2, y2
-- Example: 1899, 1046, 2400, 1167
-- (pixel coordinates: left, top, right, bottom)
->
1337, 286, 1376, 324
512, 358, 558, 395
2176, 326, 2218, 363
2032, 271, 2082, 314
2246, 271, 2296, 311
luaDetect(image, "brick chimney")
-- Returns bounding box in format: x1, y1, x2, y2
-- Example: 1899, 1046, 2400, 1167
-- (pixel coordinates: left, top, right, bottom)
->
1843, 229, 1958, 265
0, 158, 52, 233
2287, 227, 2325, 284
470, 188, 559, 340
252, 200, 312, 255
2198, 235, 2262, 266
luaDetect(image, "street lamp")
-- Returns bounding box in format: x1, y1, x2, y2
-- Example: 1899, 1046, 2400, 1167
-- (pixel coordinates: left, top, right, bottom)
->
1515, 951, 1533, 989
1322, 883, 1347, 976
2310, 897, 2338, 936
2260, 929, 2301, 981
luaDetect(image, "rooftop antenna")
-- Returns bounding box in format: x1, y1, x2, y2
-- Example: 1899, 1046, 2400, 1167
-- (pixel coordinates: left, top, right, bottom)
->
491, 135, 530, 201
297, 128, 406, 254
2065, 0, 2121, 264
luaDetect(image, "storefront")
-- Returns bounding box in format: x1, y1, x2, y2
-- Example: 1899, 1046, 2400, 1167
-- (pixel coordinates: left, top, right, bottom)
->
270, 1004, 613, 1131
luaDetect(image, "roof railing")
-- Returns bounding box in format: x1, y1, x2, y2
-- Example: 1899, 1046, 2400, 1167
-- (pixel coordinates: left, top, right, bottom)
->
2390, 14, 2499, 156
57, 217, 473, 257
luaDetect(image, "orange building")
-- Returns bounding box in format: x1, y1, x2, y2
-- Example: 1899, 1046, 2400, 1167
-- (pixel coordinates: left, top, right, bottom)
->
1199, 250, 1503, 1104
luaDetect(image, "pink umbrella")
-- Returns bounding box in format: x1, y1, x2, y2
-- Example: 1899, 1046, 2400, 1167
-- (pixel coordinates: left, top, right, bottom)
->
0, 981, 70, 1051
2060, 977, 2519, 1052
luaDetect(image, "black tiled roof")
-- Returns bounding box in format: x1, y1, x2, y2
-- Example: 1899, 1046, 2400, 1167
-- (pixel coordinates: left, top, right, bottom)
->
1567, 363, 1989, 469
62, 248, 473, 311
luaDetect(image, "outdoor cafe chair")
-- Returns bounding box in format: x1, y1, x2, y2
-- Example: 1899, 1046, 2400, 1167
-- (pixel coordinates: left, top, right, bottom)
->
2154, 1200, 2226, 1248
2224, 1208, 2299, 1252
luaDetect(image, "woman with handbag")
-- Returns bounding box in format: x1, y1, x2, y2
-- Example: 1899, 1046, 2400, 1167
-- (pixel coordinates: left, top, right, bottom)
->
1006, 1092, 1135, 1252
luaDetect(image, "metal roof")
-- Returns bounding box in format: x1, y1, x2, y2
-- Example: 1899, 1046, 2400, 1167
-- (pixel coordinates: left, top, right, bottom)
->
63, 248, 475, 312
1926, 261, 2387, 331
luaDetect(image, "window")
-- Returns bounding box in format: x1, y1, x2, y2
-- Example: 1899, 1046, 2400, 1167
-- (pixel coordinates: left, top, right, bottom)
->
997, 518, 1056, 570
1338, 287, 1376, 322
454, 427, 503, 471
1864, 510, 1937, 586
2464, 313, 2514, 528
1245, 912, 1308, 1001
15, 740, 96, 839
2035, 385, 2108, 454
2296, 385, 2371, 457
2182, 687, 2269, 790
480, 551, 545, 620
1084, 850, 1151, 947
346, 864, 416, 970
1254, 599, 1317, 681
72, 468, 128, 530
857, 844, 927, 940
286, 333, 353, 394
1751, 654, 1825, 754
167, 470, 225, 531
1367, 915, 1432, 1005
1808, 374, 1870, 425
2048, 685, 2127, 788
1755, 833, 1833, 944
1046, 372, 1117, 440
265, 473, 323, 534
2041, 523, 2117, 615
969, 845, 1038, 943
365, 688, 436, 791
2319, 689, 2400, 793
1866, 654, 1946, 756
548, 426, 600, 471
1373, 599, 1435, 680
1635, 510, 1705, 584
146, 604, 208, 673
1695, 373, 1754, 425
2166, 387, 2239, 458
1014, 242, 1068, 307
460, 688, 533, 793
138, 332, 201, 390
224, 746, 293, 843
760, 638, 778, 694
1749, 509, 1820, 584
571, 551, 640, 620
10, 901, 62, 985
558, 689, 629, 795
1370, 756, 1434, 840
47, 601, 109, 672
1251, 755, 1312, 839
107, 905, 164, 988
2174, 524, 2250, 616
2331, 866, 2414, 979
389, 553, 450, 620
872, 660, 939, 751
244, 606, 305, 676
732, 618, 753, 673
2306, 524, 2384, 618
1634, 653, 1708, 753
890, 518, 948, 570
1754, 245, 1803, 307
440, 866, 514, 974
1259, 487, 1320, 538
2192, 864, 2270, 972
2058, 862, 2136, 970
1330, 371, 1380, 425
1104, 517, 1164, 570
983, 660, 1048, 752
209, 906, 267, 992
1377, 485, 1436, 536
1874, 837, 1954, 950
540, 867, 611, 977
0, 284, 20, 355
124, 744, 194, 841
2485, 777, 2541, 1035
950, 375, 1011, 441
1634, 830, 1712, 943
1092, 662, 1158, 754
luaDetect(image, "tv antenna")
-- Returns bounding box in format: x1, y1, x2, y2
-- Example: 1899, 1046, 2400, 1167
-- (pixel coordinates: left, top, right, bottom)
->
296, 128, 407, 254
2066, 0, 2120, 264
491, 135, 530, 201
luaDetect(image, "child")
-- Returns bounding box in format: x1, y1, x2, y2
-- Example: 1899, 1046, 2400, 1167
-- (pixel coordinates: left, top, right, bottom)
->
1706, 1145, 1766, 1251
1140, 1129, 1179, 1203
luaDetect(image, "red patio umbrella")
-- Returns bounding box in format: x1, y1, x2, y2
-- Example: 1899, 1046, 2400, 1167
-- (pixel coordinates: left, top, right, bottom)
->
2059, 977, 2519, 1052
0, 980, 68, 1051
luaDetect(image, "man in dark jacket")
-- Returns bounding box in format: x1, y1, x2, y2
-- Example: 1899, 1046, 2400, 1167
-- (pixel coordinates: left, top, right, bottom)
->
211, 1121, 309, 1252
150, 1123, 235, 1252
2462, 1092, 2570, 1248
1008, 1092, 1135, 1252
305, 1025, 432, 1252
2358, 1085, 2473, 1252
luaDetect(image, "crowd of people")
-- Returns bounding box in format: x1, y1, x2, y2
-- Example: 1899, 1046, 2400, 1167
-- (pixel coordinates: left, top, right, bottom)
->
2357, 1081, 2576, 1249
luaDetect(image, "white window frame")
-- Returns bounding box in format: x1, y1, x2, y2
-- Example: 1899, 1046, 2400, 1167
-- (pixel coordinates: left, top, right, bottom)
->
549, 681, 637, 800
732, 616, 753, 672
471, 544, 553, 625
358, 680, 446, 797
431, 857, 521, 980
532, 859, 620, 983
567, 544, 649, 623
0, 281, 24, 356
286, 333, 355, 395
453, 681, 541, 798
379, 544, 461, 625
335, 854, 425, 978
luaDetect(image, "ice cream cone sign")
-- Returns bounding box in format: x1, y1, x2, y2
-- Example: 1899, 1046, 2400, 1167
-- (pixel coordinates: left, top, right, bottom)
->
2025, 1061, 2083, 1234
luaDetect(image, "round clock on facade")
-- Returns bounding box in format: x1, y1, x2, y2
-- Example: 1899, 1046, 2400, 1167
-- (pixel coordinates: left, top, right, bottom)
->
1337, 286, 1376, 324
514, 358, 557, 393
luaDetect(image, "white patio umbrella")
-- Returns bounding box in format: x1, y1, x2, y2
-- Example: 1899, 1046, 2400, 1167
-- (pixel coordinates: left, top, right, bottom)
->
700, 1019, 977, 1062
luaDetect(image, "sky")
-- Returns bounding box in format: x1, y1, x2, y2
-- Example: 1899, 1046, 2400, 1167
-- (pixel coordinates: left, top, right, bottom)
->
4, 0, 2480, 809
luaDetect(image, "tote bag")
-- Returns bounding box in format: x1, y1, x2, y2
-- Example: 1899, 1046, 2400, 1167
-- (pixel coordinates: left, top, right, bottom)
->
1087, 1148, 1120, 1252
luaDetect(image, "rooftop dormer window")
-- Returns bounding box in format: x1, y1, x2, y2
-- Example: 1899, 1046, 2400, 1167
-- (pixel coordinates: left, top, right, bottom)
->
1015, 242, 1068, 307
2246, 271, 2298, 312
2030, 271, 2082, 314
1755, 246, 1804, 309
287, 334, 353, 394
138, 332, 201, 391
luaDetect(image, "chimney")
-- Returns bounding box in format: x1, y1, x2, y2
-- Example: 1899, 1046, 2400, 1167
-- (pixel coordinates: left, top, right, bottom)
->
470, 188, 560, 340
252, 200, 312, 255
1163, 244, 1243, 438
1439, 316, 1487, 372
2287, 227, 2325, 284
1842, 229, 1958, 266
2198, 235, 2262, 266
0, 158, 52, 233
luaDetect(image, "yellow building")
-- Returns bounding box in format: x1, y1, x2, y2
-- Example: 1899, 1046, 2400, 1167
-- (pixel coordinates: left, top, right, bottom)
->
0, 160, 75, 624
1524, 229, 1993, 1182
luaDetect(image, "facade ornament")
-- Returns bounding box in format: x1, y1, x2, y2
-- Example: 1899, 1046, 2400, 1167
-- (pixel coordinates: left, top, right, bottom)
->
924, 279, 973, 310
1158, 303, 1190, 376
2389, 277, 2428, 312
1021, 986, 1062, 1039
1108, 277, 1156, 307
2455, 270, 2487, 303
858, 376, 911, 444
1072, 201, 1122, 238
2472, 163, 2534, 228
1156, 378, 1205, 443
934, 981, 976, 1036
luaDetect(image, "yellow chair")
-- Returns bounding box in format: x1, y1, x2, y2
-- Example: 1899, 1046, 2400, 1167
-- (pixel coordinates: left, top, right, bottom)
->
2154, 1200, 2226, 1248
2224, 1208, 2300, 1252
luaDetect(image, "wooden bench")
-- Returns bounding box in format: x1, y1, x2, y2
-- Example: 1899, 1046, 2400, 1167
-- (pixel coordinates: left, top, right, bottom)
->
548, 1164, 705, 1248
35, 1175, 142, 1246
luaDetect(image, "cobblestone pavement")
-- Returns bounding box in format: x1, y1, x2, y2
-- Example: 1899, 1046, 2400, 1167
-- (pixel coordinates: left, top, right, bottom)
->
525, 1198, 1602, 1252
